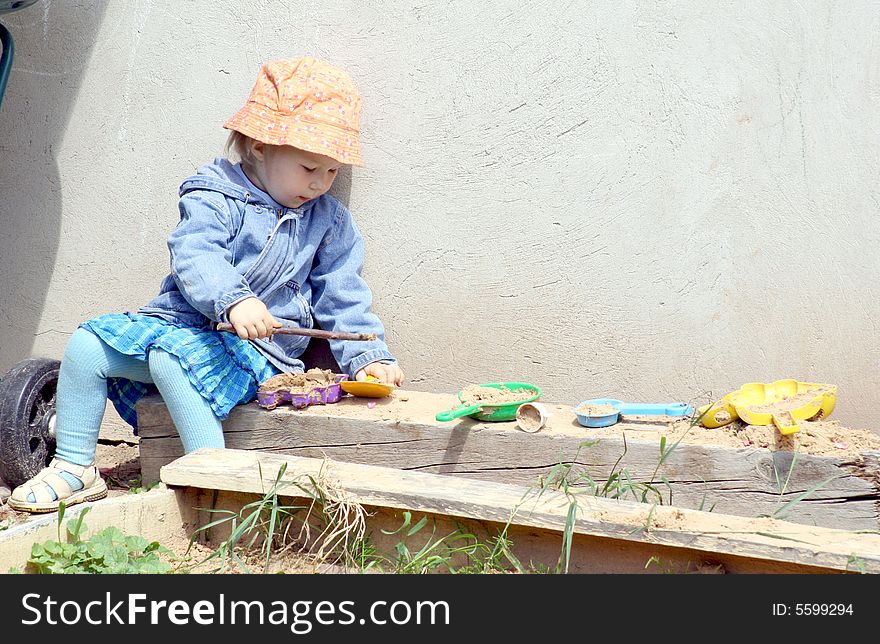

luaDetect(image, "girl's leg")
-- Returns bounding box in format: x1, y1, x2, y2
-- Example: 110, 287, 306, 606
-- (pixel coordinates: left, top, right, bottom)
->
147, 348, 224, 452
11, 327, 153, 508
54, 327, 153, 467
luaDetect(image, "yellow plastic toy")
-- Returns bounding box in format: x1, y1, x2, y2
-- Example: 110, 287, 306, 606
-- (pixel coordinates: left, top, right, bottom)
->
698, 380, 837, 436
340, 375, 396, 398
698, 395, 738, 429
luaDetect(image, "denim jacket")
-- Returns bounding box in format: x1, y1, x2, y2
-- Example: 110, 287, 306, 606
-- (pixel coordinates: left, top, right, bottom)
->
139, 157, 396, 377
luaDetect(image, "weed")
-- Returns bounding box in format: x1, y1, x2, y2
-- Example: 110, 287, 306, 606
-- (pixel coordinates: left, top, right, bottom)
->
629, 503, 658, 537
510, 400, 718, 571
24, 503, 174, 574
128, 481, 161, 495
846, 554, 867, 574
765, 446, 843, 520
186, 461, 525, 575
185, 461, 367, 573
378, 512, 484, 574
697, 493, 716, 513
645, 556, 725, 574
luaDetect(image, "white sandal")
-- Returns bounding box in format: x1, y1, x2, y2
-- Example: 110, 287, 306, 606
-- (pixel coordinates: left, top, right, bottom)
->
7, 458, 108, 513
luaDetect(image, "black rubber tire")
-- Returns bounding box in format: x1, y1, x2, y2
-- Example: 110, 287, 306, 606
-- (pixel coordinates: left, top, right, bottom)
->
0, 358, 61, 487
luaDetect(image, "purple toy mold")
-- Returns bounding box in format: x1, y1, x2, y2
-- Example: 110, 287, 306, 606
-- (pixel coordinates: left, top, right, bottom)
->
257, 374, 347, 410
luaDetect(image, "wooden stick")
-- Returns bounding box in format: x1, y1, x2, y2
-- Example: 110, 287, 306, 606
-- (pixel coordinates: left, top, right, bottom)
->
215, 322, 376, 342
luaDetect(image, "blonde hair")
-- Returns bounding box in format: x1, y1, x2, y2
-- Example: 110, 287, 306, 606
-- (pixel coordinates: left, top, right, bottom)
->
225, 130, 258, 171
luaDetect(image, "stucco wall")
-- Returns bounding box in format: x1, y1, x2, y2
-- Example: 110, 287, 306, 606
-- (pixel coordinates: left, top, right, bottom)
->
1, 1, 879, 431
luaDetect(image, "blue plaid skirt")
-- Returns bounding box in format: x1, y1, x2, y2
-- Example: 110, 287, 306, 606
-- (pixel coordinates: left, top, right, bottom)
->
81, 313, 279, 430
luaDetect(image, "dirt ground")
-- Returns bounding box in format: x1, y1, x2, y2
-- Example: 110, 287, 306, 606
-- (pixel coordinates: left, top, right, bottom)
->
96, 442, 144, 493
460, 384, 534, 405
159, 536, 368, 574
654, 417, 880, 459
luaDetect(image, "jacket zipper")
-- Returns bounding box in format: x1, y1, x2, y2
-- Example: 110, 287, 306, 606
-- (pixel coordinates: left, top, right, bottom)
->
245, 212, 292, 282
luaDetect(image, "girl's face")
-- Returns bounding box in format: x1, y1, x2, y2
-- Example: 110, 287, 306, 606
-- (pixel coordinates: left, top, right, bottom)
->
249, 142, 342, 208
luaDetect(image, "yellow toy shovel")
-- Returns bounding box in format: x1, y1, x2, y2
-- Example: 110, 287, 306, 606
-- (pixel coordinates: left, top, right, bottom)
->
340, 375, 396, 398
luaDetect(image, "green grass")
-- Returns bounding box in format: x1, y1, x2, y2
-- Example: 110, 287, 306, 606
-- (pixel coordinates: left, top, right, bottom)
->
183, 461, 359, 573
182, 462, 522, 575
764, 445, 843, 520
21, 503, 174, 574
846, 554, 867, 574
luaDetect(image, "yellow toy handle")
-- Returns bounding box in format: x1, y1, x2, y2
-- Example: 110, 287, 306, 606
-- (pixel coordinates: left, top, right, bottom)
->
772, 411, 800, 435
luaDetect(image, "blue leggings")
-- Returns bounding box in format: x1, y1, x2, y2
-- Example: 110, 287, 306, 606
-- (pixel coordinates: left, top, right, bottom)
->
55, 328, 224, 467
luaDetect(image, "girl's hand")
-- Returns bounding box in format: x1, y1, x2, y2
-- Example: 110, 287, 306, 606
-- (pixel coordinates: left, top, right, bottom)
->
227, 297, 282, 339
355, 362, 405, 387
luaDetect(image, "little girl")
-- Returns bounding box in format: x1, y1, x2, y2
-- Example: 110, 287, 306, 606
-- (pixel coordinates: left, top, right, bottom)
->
8, 57, 404, 512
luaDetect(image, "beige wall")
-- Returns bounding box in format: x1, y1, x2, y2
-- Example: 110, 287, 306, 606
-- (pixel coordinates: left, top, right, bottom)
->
1, 1, 879, 431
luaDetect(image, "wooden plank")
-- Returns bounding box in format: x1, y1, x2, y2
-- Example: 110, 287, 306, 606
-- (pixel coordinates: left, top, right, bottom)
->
137, 392, 880, 530
187, 488, 829, 574
160, 448, 880, 573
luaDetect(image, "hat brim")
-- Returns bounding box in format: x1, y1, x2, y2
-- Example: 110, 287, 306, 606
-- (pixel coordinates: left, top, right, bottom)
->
224, 103, 364, 167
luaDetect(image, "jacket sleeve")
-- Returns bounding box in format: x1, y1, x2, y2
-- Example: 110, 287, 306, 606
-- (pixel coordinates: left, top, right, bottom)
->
308, 204, 397, 377
168, 190, 256, 322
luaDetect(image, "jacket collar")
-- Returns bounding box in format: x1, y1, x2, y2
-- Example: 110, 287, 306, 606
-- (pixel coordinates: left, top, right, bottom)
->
178, 158, 313, 217
178, 158, 281, 208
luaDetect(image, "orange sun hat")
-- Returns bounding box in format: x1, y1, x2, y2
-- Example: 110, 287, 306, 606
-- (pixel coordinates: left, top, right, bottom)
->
224, 57, 363, 166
